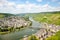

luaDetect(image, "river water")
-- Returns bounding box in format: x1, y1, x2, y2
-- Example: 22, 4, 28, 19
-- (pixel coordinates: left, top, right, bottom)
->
0, 17, 42, 40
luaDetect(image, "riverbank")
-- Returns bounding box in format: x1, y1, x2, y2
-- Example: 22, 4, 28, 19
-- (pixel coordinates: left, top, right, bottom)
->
21, 16, 60, 40
21, 23, 60, 40
0, 16, 32, 35
27, 13, 60, 25
46, 31, 60, 40
35, 23, 60, 40
0, 16, 41, 40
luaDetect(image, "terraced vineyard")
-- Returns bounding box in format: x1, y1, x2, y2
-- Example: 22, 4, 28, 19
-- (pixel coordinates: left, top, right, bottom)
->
25, 12, 60, 25
23, 12, 60, 40
0, 12, 60, 40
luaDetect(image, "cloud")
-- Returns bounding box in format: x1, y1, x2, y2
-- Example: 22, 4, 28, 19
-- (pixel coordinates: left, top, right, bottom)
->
51, 0, 58, 2
25, 1, 30, 4
58, 2, 60, 4
13, 3, 60, 13
0, 0, 60, 14
36, 0, 42, 2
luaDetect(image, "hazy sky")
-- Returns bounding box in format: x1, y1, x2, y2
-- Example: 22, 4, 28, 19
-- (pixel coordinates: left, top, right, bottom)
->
0, 0, 60, 14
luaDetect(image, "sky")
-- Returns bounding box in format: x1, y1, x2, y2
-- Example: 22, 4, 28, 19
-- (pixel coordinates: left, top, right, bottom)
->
0, 0, 60, 14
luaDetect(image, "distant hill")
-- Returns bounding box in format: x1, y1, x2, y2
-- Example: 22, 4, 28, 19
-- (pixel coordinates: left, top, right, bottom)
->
16, 13, 26, 17
0, 11, 60, 18
0, 13, 14, 18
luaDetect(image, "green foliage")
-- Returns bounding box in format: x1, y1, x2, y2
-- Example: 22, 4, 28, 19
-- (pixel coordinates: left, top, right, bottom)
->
26, 12, 60, 25
0, 14, 5, 18
0, 13, 14, 18
0, 31, 9, 35
46, 31, 60, 40
28, 35, 39, 40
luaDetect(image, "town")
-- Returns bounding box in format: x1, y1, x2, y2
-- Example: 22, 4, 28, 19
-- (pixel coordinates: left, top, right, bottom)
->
0, 16, 32, 32
22, 23, 60, 40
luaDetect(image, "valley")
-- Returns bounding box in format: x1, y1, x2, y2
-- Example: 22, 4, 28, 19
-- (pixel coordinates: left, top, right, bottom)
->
0, 11, 60, 40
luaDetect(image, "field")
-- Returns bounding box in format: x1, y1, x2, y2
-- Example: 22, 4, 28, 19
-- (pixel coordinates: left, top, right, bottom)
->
0, 13, 14, 18
25, 12, 60, 25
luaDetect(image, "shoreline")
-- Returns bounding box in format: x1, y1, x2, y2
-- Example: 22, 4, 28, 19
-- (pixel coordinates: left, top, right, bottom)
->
21, 23, 60, 40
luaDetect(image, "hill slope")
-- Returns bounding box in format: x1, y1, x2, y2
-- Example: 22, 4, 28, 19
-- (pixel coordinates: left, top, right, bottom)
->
0, 13, 14, 18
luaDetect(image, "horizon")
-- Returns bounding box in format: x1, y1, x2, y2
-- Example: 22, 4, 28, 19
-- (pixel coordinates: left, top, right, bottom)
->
0, 0, 60, 14
0, 11, 60, 14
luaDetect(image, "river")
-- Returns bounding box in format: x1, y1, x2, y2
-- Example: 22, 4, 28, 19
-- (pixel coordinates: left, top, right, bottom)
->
0, 17, 42, 40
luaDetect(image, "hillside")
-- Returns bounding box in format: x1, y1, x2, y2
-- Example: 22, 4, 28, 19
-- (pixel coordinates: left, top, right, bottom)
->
24, 11, 60, 25
0, 11, 60, 25
0, 13, 14, 18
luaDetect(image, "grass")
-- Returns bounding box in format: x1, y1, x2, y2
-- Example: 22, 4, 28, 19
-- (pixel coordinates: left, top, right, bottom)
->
46, 31, 60, 40
0, 31, 10, 35
36, 14, 60, 25
28, 35, 39, 40
27, 13, 60, 25
0, 13, 15, 18
20, 35, 39, 40
0, 14, 5, 18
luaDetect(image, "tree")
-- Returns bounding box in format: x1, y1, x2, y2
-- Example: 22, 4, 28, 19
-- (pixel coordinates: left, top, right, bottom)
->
28, 35, 39, 40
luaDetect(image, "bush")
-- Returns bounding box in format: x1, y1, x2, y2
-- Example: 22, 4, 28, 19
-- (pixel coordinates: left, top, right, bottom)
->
28, 35, 39, 40
46, 31, 60, 40
0, 28, 8, 32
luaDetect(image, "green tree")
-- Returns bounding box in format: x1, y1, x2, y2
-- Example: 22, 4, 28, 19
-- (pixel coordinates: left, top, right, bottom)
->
28, 35, 39, 40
